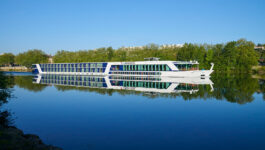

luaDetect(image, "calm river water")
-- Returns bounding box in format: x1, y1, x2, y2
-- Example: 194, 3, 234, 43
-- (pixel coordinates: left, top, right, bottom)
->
2, 72, 265, 150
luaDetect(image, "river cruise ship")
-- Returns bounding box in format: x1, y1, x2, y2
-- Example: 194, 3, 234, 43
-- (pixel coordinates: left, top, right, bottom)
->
32, 58, 214, 78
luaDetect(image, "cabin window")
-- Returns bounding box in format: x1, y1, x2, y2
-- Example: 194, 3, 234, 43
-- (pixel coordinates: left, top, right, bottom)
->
166, 65, 170, 71
97, 64, 101, 68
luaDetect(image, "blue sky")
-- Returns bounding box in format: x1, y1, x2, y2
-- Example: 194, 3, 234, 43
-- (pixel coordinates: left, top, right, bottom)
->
0, 0, 264, 54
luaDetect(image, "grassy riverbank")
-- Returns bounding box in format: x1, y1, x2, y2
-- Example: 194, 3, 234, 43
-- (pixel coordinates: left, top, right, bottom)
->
0, 66, 31, 72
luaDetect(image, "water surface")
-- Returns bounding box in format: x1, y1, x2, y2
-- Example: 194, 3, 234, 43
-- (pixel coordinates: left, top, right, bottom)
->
2, 73, 265, 150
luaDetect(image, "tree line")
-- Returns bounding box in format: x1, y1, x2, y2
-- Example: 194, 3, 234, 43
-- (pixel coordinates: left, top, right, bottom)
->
0, 50, 49, 68
0, 39, 264, 72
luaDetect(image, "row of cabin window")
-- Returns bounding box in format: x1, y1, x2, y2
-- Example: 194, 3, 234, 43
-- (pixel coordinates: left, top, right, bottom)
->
123, 81, 171, 89
41, 80, 105, 87
42, 76, 105, 82
111, 72, 161, 75
110, 76, 161, 81
41, 67, 106, 70
42, 79, 105, 84
123, 64, 170, 71
40, 63, 104, 68
42, 68, 105, 72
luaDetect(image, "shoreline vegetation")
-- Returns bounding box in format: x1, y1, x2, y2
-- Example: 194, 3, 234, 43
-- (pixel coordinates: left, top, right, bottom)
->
0, 38, 265, 73
0, 72, 61, 150
0, 66, 31, 72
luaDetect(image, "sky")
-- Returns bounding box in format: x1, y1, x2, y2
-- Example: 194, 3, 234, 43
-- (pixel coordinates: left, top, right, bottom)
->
0, 0, 265, 54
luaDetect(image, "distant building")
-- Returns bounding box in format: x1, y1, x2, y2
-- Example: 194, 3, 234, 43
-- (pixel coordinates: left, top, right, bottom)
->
255, 46, 265, 51
121, 46, 145, 50
159, 44, 184, 49
48, 55, 53, 63
120, 44, 184, 50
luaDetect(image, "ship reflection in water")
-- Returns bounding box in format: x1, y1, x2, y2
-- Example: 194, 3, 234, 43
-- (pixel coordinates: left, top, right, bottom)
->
32, 74, 213, 95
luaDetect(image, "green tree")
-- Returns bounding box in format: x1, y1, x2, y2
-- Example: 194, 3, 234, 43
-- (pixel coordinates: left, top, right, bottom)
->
176, 43, 207, 68
0, 53, 15, 66
15, 49, 48, 68
107, 47, 114, 61
205, 49, 213, 66
222, 41, 237, 71
235, 39, 258, 71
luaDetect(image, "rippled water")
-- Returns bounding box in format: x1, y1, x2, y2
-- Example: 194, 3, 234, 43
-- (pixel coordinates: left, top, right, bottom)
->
3, 72, 265, 150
